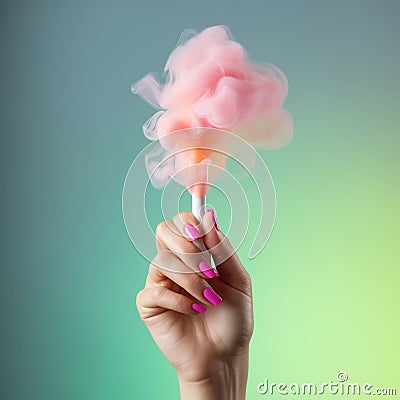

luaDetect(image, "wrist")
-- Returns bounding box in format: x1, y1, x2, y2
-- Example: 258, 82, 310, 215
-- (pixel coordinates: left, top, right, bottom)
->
177, 350, 249, 400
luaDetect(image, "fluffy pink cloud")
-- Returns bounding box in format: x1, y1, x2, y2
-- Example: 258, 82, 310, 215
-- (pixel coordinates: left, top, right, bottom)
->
132, 25, 293, 149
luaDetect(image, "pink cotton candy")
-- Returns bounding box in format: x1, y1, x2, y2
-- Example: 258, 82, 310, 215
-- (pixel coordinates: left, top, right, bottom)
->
132, 26, 293, 194
132, 25, 293, 149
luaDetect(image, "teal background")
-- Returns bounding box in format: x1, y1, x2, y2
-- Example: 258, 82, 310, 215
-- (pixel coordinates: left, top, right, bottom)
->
1, 0, 399, 398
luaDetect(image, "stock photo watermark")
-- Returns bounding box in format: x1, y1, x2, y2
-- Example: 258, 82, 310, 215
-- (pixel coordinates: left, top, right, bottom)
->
257, 372, 397, 396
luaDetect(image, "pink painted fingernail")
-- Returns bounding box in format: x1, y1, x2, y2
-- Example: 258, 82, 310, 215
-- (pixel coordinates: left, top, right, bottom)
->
208, 209, 219, 231
203, 288, 222, 306
192, 303, 207, 313
199, 261, 216, 278
184, 223, 199, 241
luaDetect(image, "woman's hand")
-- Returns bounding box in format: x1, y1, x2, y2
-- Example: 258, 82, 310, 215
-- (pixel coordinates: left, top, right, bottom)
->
136, 210, 254, 400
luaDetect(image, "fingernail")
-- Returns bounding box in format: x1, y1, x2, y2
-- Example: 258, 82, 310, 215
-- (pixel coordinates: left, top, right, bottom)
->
203, 288, 222, 306
192, 303, 207, 313
184, 223, 199, 241
208, 209, 219, 231
199, 261, 216, 278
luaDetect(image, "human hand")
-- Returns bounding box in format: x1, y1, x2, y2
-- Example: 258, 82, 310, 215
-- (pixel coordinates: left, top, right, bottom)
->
136, 210, 253, 400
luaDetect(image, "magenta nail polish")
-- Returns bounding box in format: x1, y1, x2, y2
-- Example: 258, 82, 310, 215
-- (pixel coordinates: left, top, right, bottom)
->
208, 209, 219, 231
199, 261, 216, 278
192, 303, 207, 313
184, 223, 199, 241
203, 288, 222, 306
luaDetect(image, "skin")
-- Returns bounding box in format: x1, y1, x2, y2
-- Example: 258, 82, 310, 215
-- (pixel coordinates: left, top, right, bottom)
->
136, 210, 254, 400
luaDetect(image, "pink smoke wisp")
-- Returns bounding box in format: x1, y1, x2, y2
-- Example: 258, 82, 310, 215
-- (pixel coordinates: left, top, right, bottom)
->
132, 26, 293, 195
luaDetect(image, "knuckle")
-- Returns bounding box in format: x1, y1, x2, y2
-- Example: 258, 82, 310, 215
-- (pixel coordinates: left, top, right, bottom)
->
242, 270, 252, 288
152, 286, 165, 301
221, 236, 234, 253
239, 269, 253, 296
135, 289, 144, 307
155, 220, 171, 239
154, 250, 173, 268
135, 289, 147, 316
168, 293, 180, 311
155, 221, 166, 239
184, 272, 200, 288
178, 241, 198, 255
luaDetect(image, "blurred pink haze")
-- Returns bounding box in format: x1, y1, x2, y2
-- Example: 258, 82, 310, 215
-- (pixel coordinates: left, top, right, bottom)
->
132, 25, 293, 195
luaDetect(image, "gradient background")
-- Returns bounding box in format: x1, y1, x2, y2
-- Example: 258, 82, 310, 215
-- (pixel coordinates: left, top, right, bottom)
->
1, 0, 399, 398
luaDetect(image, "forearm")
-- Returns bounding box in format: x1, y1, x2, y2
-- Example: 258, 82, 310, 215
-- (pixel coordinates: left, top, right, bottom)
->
178, 351, 249, 400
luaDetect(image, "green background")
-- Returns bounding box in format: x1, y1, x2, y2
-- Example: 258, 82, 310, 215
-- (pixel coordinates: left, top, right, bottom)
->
1, 0, 399, 398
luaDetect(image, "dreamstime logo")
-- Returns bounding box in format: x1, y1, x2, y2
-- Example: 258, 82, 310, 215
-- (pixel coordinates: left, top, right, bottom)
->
257, 372, 397, 396
122, 128, 276, 270
337, 371, 348, 382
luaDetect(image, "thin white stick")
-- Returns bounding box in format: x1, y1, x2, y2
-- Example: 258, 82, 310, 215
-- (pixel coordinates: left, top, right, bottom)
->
192, 195, 206, 223
191, 194, 211, 264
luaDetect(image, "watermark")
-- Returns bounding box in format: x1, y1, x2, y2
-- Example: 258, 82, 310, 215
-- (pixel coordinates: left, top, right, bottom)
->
257, 372, 397, 396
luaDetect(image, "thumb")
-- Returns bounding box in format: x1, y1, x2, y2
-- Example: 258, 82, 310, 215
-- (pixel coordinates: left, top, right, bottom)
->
201, 209, 251, 296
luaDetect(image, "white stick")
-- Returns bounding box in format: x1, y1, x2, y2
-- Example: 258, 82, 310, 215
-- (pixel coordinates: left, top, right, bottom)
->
191, 194, 211, 263
192, 195, 206, 223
